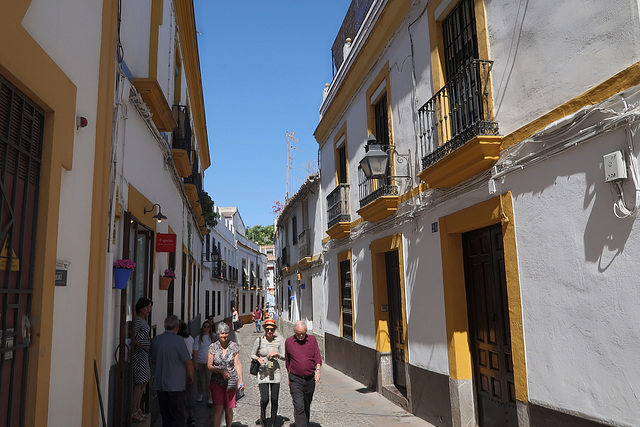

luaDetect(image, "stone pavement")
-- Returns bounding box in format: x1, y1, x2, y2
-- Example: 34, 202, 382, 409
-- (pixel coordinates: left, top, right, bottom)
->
178, 322, 434, 427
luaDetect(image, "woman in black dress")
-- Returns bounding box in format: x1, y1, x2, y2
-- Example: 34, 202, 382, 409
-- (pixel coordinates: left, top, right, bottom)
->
132, 297, 153, 423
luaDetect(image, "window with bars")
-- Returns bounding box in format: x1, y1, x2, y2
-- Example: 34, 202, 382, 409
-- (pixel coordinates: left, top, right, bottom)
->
340, 259, 353, 340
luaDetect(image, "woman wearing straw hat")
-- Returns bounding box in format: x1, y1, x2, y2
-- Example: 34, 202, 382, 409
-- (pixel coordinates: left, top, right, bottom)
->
250, 318, 284, 427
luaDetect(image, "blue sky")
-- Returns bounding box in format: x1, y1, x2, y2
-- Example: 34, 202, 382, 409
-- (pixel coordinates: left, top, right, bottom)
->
194, 1, 350, 228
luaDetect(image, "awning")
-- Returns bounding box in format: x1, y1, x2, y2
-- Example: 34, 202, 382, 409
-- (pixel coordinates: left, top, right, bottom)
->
251, 270, 256, 278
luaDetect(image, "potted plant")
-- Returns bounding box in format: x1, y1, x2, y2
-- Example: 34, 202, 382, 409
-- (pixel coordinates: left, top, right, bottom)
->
159, 268, 175, 290
113, 259, 136, 289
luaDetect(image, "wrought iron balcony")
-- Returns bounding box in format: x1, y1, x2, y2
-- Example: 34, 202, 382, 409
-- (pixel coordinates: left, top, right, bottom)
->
418, 59, 499, 170
172, 105, 192, 153
327, 184, 351, 229
183, 157, 203, 196
358, 166, 398, 208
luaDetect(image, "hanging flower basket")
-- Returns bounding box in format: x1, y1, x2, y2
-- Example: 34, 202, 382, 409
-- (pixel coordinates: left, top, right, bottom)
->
113, 259, 135, 289
113, 268, 133, 289
159, 276, 173, 290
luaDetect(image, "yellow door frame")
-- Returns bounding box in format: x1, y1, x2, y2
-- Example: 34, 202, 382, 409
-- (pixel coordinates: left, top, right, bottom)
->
438, 192, 528, 402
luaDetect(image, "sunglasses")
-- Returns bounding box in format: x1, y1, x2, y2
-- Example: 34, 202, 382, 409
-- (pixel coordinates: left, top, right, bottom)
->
265, 328, 275, 332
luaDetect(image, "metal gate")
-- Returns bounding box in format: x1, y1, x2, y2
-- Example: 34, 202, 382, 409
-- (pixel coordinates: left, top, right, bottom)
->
0, 75, 44, 427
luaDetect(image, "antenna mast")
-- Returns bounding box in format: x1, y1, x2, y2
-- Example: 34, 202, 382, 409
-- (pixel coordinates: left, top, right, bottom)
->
285, 131, 298, 201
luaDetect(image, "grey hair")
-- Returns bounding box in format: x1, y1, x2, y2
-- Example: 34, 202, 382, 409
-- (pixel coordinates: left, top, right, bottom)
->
164, 315, 179, 331
216, 321, 230, 334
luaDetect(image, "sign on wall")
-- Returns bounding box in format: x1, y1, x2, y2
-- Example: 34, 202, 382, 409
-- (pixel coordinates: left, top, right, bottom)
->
156, 233, 177, 252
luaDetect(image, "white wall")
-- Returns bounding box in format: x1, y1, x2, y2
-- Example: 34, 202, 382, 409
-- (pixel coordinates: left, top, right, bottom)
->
23, 1, 104, 424
506, 126, 640, 424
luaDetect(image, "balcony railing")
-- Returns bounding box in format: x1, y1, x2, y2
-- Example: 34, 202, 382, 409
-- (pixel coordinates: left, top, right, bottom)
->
358, 166, 398, 208
184, 157, 203, 195
298, 229, 310, 258
213, 259, 227, 280
331, 0, 374, 76
418, 59, 499, 170
327, 184, 350, 229
172, 105, 192, 153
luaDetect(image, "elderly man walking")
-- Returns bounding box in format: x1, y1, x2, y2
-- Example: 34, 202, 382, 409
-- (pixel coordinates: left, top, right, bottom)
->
149, 315, 195, 427
285, 321, 322, 427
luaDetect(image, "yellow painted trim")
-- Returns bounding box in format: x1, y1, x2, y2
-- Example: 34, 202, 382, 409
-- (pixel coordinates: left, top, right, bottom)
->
173, 29, 182, 105
174, 0, 210, 170
502, 61, 640, 150
0, 2, 79, 425
148, 0, 163, 79
365, 64, 395, 175
438, 193, 527, 401
133, 77, 178, 131
172, 148, 191, 177
314, 3, 411, 144
370, 234, 407, 357
356, 195, 399, 222
127, 185, 159, 232
337, 250, 354, 339
333, 121, 349, 185
82, 0, 119, 424
416, 135, 502, 188
322, 236, 331, 245
427, 0, 495, 118
326, 222, 351, 240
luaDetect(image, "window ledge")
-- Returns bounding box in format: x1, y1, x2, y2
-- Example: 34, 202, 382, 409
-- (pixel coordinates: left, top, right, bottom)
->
326, 222, 351, 240
172, 149, 191, 177
133, 78, 178, 131
357, 195, 399, 222
417, 135, 502, 188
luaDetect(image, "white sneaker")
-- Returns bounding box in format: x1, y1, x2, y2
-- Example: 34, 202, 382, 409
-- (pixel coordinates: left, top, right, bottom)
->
196, 394, 203, 402
208, 398, 213, 407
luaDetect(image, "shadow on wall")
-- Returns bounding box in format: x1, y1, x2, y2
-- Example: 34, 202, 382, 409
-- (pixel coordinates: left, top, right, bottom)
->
507, 125, 635, 273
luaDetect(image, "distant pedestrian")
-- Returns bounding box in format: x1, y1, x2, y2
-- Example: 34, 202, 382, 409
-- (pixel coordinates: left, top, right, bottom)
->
285, 321, 322, 427
253, 306, 263, 333
208, 321, 244, 427
149, 315, 195, 427
194, 321, 217, 406
131, 297, 152, 423
232, 307, 240, 330
178, 321, 196, 426
251, 318, 285, 427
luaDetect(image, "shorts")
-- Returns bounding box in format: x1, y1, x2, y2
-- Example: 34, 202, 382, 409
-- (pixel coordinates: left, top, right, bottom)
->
210, 381, 236, 408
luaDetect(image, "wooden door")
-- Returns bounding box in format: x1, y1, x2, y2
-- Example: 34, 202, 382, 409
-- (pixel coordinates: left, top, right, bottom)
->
463, 224, 517, 426
385, 250, 406, 396
0, 74, 44, 427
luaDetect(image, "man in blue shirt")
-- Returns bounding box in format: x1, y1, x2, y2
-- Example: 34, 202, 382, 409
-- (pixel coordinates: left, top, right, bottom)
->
150, 315, 194, 427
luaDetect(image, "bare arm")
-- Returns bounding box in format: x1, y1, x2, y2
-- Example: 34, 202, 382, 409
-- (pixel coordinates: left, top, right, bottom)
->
234, 352, 244, 391
185, 359, 194, 384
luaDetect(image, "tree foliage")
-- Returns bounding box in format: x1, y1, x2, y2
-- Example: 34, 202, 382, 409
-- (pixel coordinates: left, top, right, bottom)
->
246, 224, 274, 245
200, 191, 219, 228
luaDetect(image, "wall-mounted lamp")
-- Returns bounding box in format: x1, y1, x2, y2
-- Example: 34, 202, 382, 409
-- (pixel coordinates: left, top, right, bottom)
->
144, 203, 167, 223
359, 134, 412, 181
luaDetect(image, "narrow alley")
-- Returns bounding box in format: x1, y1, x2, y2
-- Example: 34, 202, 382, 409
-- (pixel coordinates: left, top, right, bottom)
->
162, 322, 433, 427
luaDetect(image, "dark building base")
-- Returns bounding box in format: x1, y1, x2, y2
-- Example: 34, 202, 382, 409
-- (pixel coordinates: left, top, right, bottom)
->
529, 403, 612, 427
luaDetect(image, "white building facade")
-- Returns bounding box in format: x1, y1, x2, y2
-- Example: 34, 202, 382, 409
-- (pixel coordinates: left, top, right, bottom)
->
315, 1, 640, 426
0, 1, 211, 426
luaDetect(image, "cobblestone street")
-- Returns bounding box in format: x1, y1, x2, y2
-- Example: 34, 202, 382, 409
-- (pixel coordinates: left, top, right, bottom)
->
176, 323, 434, 427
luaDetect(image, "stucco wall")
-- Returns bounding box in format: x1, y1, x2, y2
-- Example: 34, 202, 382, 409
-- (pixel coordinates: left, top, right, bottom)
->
508, 126, 640, 424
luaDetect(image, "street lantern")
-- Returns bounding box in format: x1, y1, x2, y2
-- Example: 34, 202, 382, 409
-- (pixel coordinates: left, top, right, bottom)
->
359, 134, 389, 179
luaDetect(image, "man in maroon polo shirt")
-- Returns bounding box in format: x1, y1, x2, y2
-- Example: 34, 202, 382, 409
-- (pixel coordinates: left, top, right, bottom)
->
285, 321, 322, 427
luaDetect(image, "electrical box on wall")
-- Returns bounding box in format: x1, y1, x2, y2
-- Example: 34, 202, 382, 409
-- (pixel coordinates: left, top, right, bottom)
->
603, 150, 627, 182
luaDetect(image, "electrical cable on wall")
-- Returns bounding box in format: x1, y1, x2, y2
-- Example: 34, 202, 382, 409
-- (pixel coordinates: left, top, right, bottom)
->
612, 125, 640, 218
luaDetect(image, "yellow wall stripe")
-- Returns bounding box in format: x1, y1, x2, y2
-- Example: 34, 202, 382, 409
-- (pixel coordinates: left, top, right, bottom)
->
82, 0, 119, 425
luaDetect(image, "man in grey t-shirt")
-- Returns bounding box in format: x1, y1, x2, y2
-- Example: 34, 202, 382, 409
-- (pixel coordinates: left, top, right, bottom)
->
150, 315, 194, 427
